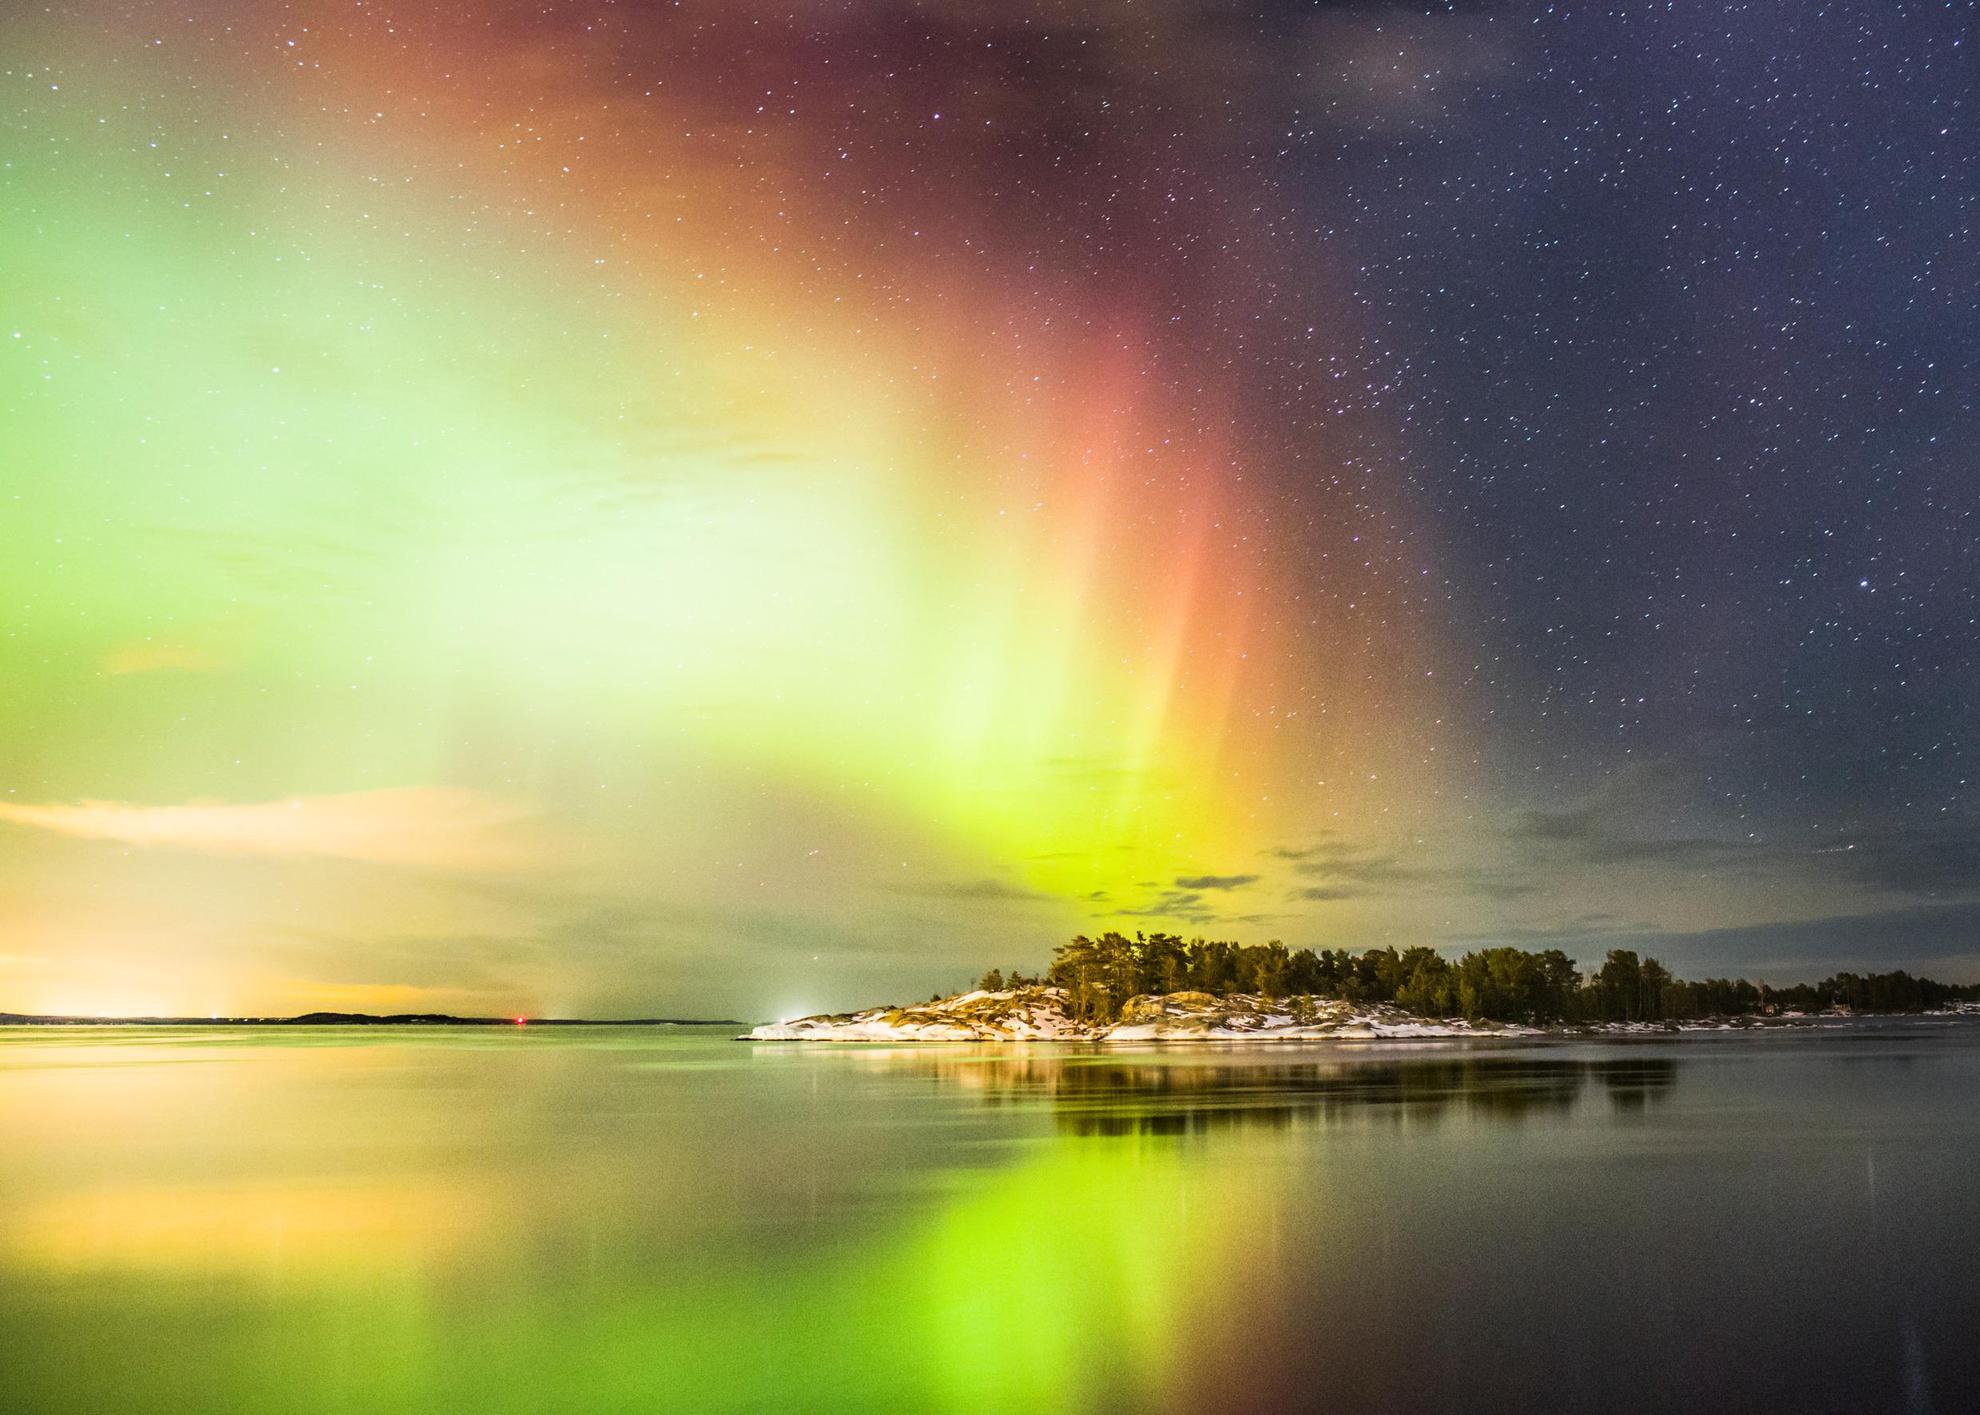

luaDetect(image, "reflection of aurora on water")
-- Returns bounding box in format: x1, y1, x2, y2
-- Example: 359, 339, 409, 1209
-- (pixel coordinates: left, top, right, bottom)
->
847, 1050, 1680, 1136
10, 1030, 1980, 1413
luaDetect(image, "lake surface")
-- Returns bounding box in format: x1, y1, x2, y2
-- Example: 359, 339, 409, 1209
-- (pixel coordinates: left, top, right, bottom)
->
2, 1021, 1976, 1413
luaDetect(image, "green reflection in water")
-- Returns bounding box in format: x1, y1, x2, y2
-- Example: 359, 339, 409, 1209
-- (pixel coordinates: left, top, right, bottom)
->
871, 1047, 1676, 1134
0, 1031, 1677, 1413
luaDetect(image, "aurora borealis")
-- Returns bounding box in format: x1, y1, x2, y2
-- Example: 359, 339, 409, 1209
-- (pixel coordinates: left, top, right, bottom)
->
3, 0, 1976, 1017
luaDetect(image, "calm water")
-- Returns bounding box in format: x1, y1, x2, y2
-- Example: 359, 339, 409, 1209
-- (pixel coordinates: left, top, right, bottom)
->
2, 1022, 1977, 1413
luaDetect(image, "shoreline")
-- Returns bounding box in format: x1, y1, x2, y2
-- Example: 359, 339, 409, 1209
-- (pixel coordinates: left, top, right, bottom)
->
739, 986, 1976, 1044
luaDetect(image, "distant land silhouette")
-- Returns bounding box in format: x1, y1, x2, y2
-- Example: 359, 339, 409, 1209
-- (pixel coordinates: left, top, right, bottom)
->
0, 1011, 746, 1027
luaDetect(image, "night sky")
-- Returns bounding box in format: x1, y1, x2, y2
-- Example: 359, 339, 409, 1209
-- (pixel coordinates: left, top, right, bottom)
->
2, 0, 1975, 1017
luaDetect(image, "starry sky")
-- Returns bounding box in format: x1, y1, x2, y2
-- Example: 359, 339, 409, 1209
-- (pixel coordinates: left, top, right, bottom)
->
2, 0, 1975, 1018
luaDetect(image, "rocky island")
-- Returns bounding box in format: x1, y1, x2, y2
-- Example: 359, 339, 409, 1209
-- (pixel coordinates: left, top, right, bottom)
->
746, 986, 1540, 1042
744, 932, 1980, 1043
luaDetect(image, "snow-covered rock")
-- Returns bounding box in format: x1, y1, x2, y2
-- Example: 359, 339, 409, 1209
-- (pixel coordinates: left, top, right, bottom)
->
746, 987, 1088, 1041
743, 987, 1544, 1043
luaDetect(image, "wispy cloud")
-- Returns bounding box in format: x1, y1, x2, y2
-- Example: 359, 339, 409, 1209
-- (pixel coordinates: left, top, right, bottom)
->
1300, 11, 1519, 136
1271, 835, 1544, 905
1116, 888, 1215, 924
1510, 808, 1748, 867
1174, 873, 1259, 891
884, 877, 1053, 904
1509, 804, 1980, 898
1445, 900, 1980, 980
1283, 838, 1432, 885
0, 789, 551, 871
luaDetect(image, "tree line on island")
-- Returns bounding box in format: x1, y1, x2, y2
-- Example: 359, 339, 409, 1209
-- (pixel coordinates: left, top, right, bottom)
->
971, 932, 1980, 1026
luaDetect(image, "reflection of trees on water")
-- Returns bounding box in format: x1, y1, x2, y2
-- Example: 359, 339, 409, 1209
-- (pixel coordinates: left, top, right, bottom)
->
1591, 1057, 1681, 1112
882, 1052, 1678, 1136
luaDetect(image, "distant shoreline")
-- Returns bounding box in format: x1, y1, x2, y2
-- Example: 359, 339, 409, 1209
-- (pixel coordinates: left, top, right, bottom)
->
0, 1011, 747, 1028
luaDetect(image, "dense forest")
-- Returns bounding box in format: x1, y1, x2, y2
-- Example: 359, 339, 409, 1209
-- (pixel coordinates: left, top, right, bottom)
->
973, 933, 1980, 1026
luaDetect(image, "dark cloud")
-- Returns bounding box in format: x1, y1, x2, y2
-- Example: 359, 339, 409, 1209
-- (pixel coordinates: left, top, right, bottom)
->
1270, 837, 1542, 904
1828, 824, 1980, 897
1174, 873, 1261, 890
1298, 856, 1430, 885
883, 877, 1054, 904
1117, 888, 1216, 924
1470, 874, 1547, 902
1511, 808, 1754, 869
1286, 839, 1432, 885
1509, 807, 1980, 902
1449, 901, 1980, 984
1514, 809, 1598, 843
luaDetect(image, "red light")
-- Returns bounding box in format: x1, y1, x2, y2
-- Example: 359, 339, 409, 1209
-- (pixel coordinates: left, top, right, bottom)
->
514, 1015, 526, 1026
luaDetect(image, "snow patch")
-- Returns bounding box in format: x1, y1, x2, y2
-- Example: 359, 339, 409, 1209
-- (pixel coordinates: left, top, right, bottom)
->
744, 988, 1545, 1043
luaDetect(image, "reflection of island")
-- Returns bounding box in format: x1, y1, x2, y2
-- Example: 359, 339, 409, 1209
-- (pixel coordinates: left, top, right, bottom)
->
864, 1051, 1678, 1136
